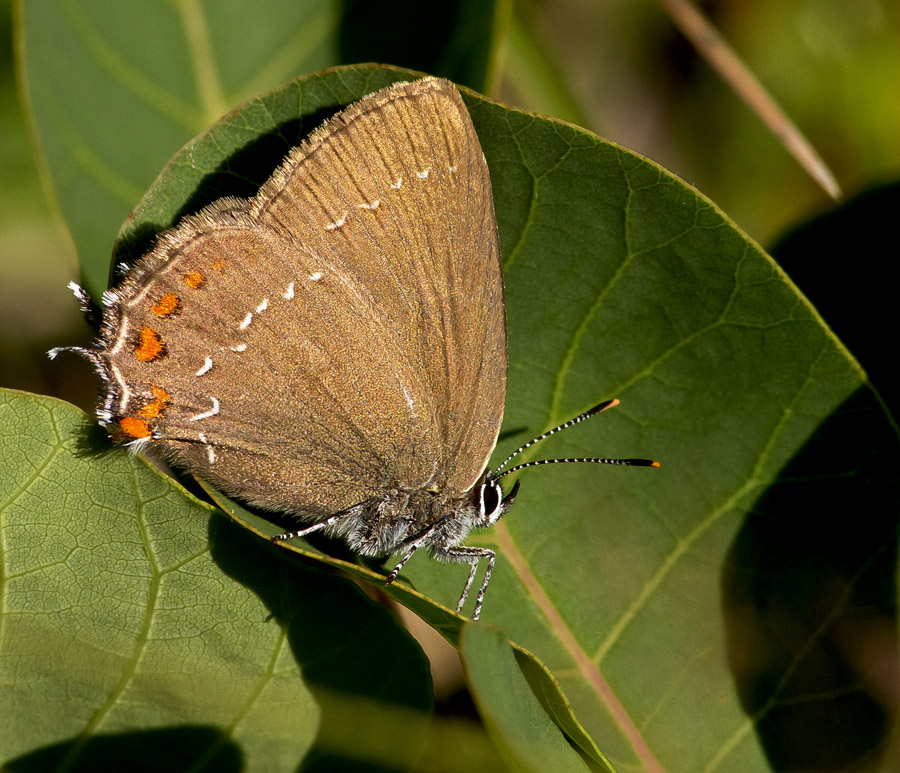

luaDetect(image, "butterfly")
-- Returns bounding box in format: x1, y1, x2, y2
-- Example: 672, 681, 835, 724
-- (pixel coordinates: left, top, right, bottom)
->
53, 77, 657, 620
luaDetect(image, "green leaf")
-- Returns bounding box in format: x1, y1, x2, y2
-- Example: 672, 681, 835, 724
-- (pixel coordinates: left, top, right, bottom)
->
13, 49, 897, 773
0, 389, 432, 770
461, 624, 593, 773
511, 644, 614, 771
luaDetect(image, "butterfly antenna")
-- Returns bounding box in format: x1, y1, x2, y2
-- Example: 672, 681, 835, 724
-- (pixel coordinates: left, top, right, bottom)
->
492, 399, 660, 480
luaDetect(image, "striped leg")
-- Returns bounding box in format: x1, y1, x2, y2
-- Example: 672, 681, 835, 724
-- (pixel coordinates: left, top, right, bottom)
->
445, 545, 495, 621
271, 512, 347, 543
386, 525, 443, 584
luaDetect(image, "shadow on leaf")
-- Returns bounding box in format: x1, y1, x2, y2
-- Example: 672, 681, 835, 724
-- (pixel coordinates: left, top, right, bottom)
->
208, 514, 433, 772
723, 386, 900, 771
3, 726, 241, 773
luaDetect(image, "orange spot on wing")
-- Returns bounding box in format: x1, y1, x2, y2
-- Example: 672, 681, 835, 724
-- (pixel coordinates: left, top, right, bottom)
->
118, 416, 151, 439
184, 270, 206, 289
151, 292, 180, 317
134, 326, 166, 362
212, 259, 227, 272
139, 385, 171, 419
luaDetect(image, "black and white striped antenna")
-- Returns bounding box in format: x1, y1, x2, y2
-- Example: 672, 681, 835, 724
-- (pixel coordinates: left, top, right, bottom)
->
492, 399, 659, 480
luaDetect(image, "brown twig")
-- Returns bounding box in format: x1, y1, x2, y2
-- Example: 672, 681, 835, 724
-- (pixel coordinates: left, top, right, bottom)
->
659, 0, 842, 200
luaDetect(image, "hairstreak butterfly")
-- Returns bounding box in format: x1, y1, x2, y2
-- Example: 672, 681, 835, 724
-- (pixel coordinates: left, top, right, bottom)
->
52, 77, 657, 620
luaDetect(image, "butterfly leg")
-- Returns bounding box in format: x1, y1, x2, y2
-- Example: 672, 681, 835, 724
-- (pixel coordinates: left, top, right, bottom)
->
386, 548, 417, 585
457, 555, 480, 613
444, 545, 495, 621
271, 512, 347, 543
385, 525, 440, 585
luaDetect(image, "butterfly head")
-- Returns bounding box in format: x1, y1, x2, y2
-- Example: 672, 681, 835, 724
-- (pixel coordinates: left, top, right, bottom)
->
474, 476, 520, 529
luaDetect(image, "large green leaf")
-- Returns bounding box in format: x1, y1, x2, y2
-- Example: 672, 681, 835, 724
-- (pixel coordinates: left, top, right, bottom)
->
12, 15, 898, 773
0, 389, 433, 771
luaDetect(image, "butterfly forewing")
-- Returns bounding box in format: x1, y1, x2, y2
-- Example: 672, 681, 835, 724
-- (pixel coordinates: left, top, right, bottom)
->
259, 79, 507, 499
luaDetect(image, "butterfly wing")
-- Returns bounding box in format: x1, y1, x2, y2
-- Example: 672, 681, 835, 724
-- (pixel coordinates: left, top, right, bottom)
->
95, 78, 506, 518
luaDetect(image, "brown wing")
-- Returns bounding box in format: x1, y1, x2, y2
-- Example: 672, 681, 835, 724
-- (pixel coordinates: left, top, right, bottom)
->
98, 77, 506, 517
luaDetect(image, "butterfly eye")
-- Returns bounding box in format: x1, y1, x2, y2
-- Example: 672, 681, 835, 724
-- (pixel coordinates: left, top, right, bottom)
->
478, 480, 503, 524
